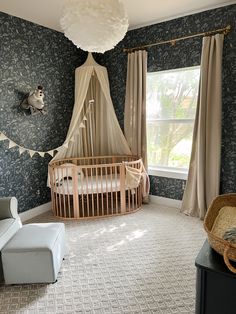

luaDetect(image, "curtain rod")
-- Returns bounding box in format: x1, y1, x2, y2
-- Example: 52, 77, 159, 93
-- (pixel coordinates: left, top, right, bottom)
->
123, 25, 231, 53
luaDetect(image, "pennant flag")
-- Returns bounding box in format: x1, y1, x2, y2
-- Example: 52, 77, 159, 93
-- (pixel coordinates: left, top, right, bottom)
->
38, 152, 45, 157
79, 122, 86, 128
19, 147, 26, 155
0, 133, 7, 141
9, 140, 17, 148
47, 150, 54, 157
29, 150, 36, 158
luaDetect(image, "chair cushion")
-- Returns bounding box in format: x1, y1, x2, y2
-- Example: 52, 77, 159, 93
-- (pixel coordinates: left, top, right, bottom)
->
0, 197, 18, 220
0, 218, 21, 250
2, 223, 65, 252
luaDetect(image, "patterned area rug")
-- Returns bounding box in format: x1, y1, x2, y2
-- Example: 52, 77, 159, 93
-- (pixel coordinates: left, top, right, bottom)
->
0, 204, 205, 314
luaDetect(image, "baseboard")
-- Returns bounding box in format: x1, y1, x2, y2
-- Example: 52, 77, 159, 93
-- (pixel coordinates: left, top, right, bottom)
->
19, 197, 181, 221
19, 202, 51, 222
149, 195, 182, 209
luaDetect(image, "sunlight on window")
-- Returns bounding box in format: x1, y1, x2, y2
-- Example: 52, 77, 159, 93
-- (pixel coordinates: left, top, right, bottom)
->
147, 66, 200, 170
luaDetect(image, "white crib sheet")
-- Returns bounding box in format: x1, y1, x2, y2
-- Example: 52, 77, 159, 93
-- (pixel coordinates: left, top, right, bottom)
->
54, 175, 122, 195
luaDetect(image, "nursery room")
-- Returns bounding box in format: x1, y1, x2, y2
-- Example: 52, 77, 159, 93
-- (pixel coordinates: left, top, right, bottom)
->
0, 0, 236, 313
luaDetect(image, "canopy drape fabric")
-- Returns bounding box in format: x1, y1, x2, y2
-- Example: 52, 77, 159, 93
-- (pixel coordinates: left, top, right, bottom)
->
124, 50, 148, 168
124, 50, 149, 202
180, 34, 224, 219
50, 53, 131, 162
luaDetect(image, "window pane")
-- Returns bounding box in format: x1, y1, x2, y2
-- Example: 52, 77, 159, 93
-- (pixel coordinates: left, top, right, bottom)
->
148, 121, 194, 168
147, 67, 200, 170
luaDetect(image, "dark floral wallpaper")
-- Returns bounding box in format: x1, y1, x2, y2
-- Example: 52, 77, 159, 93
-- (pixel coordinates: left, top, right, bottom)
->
0, 12, 87, 212
100, 4, 236, 200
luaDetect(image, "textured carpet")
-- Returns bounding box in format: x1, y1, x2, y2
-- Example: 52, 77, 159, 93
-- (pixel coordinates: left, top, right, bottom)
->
0, 204, 205, 314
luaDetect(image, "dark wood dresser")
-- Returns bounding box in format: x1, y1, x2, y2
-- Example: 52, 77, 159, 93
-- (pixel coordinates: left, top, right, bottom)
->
195, 240, 236, 314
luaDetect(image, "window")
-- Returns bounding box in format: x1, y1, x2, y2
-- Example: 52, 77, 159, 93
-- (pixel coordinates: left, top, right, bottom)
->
147, 66, 200, 179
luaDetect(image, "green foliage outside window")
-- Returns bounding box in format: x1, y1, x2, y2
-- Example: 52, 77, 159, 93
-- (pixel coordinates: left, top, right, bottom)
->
147, 67, 200, 169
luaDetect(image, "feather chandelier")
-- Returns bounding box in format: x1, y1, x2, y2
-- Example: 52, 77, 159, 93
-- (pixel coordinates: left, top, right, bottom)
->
60, 0, 129, 53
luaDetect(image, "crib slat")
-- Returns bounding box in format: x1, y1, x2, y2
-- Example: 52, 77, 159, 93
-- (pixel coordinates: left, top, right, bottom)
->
85, 168, 90, 217
110, 166, 114, 214
50, 167, 56, 216
120, 164, 126, 213
95, 167, 99, 216
73, 166, 79, 218
114, 165, 118, 214
61, 167, 66, 218
132, 188, 135, 210
55, 168, 60, 216
81, 168, 85, 218
100, 168, 104, 216
65, 167, 71, 218
105, 167, 109, 215
91, 168, 95, 217
128, 187, 131, 212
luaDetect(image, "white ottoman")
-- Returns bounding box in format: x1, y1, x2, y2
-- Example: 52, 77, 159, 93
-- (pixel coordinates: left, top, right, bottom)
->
2, 223, 66, 284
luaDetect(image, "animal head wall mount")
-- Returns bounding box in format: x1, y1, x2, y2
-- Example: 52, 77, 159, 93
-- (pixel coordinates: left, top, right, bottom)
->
20, 86, 47, 115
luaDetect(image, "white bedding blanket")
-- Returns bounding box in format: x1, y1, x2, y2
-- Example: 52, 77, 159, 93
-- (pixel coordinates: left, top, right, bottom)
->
54, 175, 122, 195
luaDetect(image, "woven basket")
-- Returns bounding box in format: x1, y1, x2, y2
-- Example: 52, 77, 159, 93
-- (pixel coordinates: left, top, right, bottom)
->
204, 193, 236, 274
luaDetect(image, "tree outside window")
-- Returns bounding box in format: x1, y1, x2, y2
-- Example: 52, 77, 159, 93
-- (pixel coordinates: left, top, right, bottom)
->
147, 66, 200, 170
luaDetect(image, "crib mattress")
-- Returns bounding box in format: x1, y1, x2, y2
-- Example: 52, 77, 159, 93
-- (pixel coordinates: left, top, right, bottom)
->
54, 175, 122, 195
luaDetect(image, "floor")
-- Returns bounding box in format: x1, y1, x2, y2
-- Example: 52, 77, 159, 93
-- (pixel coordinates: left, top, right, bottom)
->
0, 204, 206, 314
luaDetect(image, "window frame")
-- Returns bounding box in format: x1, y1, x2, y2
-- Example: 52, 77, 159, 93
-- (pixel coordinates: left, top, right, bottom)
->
146, 66, 200, 180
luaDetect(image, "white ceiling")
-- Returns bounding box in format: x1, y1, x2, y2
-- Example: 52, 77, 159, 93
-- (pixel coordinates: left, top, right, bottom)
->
0, 0, 234, 32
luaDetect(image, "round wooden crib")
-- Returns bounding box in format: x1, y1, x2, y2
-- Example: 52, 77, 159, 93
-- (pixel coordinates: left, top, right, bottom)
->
49, 155, 144, 219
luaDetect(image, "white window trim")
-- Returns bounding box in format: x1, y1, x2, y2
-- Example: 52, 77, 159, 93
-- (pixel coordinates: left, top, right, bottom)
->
148, 118, 194, 123
148, 166, 188, 180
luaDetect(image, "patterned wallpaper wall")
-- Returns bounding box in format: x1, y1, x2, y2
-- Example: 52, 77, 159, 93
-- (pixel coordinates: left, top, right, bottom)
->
0, 12, 87, 212
1, 5, 235, 212
100, 4, 236, 200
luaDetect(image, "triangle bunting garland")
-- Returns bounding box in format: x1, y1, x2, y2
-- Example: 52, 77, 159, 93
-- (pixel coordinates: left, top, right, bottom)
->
0, 131, 75, 159
0, 107, 88, 158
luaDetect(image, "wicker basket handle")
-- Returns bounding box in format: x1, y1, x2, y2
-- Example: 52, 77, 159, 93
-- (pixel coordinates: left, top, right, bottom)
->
223, 245, 236, 274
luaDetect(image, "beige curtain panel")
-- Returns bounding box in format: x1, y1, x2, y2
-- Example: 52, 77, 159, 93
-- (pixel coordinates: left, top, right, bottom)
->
181, 34, 224, 219
124, 50, 148, 168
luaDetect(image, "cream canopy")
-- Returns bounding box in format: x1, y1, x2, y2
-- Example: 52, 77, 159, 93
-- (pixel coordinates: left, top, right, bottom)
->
51, 52, 131, 162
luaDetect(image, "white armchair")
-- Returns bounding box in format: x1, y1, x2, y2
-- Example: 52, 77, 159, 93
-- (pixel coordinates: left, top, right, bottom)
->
0, 197, 22, 281
0, 197, 66, 284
